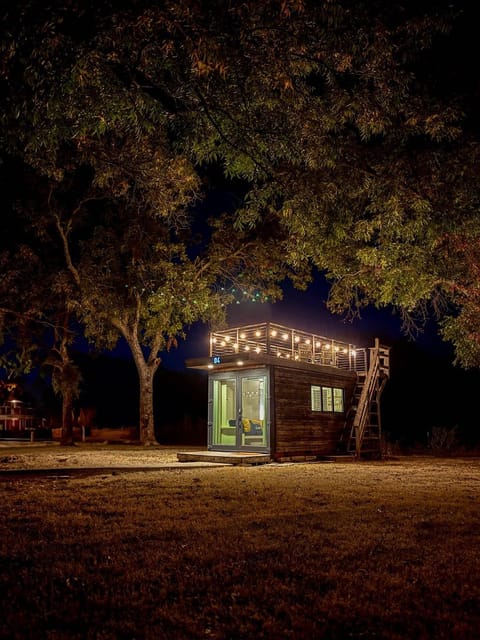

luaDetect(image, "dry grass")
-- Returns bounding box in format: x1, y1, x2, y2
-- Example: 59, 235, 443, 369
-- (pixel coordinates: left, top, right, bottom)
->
1, 447, 479, 639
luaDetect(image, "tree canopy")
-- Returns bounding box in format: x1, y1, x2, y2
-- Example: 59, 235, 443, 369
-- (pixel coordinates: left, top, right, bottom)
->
1, 0, 480, 404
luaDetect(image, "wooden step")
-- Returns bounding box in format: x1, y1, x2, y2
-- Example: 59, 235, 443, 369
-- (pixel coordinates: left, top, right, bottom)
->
177, 450, 271, 466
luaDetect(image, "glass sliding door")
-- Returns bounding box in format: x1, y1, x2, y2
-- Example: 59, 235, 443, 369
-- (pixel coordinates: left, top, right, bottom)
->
240, 375, 268, 449
209, 370, 269, 451
211, 377, 237, 447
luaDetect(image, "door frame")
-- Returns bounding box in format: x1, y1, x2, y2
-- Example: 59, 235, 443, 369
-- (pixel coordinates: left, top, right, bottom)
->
207, 368, 270, 452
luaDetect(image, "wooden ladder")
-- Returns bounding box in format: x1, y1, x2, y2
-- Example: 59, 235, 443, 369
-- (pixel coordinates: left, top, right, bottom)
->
346, 339, 390, 459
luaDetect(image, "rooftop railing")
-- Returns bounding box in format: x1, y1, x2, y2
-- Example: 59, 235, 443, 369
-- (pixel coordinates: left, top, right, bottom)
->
209, 322, 368, 372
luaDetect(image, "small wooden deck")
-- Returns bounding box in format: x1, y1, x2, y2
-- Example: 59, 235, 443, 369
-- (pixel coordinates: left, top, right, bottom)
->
177, 450, 272, 466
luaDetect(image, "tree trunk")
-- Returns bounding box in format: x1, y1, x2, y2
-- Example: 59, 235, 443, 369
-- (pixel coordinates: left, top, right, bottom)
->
60, 388, 75, 445
136, 359, 159, 445
115, 323, 161, 446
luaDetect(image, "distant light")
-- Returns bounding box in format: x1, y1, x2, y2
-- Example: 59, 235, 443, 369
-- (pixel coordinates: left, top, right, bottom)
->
207, 364, 214, 369
233, 343, 239, 351
220, 341, 226, 346
305, 339, 311, 345
255, 330, 261, 337
255, 346, 261, 353
282, 333, 289, 341
225, 336, 231, 342
212, 337, 217, 344
294, 336, 300, 343
343, 348, 348, 354
245, 345, 250, 351
335, 346, 340, 352
325, 344, 331, 350
271, 330, 277, 337
277, 351, 281, 357
236, 360, 244, 366
240, 332, 246, 339
316, 341, 321, 348
351, 350, 357, 356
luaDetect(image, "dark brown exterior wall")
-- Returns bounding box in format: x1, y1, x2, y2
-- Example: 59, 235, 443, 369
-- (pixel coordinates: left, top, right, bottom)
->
271, 364, 357, 459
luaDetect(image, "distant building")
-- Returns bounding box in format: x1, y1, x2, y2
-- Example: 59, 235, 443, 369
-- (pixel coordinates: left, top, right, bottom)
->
0, 399, 35, 430
0, 399, 47, 439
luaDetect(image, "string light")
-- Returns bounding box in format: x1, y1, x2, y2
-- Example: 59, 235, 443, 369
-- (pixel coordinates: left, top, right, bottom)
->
207, 324, 362, 372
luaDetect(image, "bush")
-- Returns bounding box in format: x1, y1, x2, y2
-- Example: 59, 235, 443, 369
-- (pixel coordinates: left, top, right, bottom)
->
428, 425, 460, 454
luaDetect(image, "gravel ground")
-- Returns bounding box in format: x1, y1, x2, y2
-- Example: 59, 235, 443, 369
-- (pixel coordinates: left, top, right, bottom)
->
0, 443, 203, 470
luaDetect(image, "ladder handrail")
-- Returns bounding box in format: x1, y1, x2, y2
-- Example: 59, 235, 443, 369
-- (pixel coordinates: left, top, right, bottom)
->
353, 348, 380, 456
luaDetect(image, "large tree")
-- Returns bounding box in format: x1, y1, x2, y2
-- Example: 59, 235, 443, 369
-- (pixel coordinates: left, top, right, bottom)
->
155, 0, 479, 363
0, 2, 293, 443
46, 150, 287, 444
0, 164, 81, 444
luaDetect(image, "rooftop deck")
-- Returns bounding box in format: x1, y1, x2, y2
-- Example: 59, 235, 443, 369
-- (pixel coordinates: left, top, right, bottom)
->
209, 322, 368, 373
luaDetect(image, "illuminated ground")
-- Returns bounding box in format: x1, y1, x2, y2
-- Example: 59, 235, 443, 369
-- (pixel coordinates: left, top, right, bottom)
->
1, 449, 479, 639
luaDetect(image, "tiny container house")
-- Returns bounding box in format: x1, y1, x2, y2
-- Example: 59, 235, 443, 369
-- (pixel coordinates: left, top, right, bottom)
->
186, 322, 389, 461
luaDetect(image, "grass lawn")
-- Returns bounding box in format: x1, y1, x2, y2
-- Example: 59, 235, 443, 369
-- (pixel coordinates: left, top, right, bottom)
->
1, 451, 479, 639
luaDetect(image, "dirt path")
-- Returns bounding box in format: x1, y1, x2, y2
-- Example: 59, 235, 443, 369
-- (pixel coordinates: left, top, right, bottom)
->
0, 442, 201, 471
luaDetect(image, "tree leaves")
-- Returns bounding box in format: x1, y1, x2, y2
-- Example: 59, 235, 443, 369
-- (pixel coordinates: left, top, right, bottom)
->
2, 0, 480, 370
